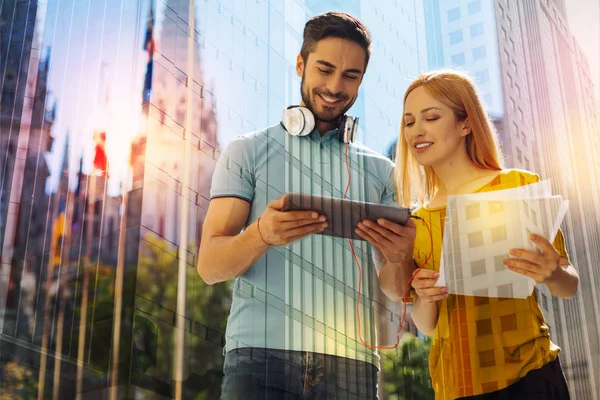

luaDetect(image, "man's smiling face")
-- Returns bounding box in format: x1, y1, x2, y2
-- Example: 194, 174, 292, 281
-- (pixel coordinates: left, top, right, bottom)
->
297, 37, 365, 128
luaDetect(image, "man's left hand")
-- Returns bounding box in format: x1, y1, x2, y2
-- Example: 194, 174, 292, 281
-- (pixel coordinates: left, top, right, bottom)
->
355, 218, 416, 264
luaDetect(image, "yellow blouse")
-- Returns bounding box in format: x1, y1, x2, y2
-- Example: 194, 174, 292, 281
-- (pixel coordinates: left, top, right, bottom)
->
411, 169, 568, 399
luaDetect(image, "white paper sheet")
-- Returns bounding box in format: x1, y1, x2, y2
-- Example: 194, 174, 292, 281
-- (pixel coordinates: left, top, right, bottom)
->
434, 181, 568, 298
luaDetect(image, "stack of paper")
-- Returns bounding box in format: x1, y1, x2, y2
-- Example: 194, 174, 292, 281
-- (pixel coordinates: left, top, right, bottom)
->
435, 180, 569, 299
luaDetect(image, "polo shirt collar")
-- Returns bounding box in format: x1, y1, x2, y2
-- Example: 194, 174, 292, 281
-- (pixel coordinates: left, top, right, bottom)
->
309, 128, 339, 143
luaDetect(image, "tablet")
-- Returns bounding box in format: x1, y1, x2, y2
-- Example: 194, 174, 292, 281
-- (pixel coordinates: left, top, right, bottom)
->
282, 193, 412, 240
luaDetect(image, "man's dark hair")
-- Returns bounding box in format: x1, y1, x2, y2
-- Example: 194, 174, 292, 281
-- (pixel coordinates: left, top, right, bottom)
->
300, 12, 372, 71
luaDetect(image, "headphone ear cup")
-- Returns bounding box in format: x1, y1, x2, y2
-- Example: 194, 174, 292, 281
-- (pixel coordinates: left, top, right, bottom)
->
337, 116, 359, 143
346, 116, 359, 143
297, 107, 315, 136
338, 117, 347, 143
282, 107, 305, 136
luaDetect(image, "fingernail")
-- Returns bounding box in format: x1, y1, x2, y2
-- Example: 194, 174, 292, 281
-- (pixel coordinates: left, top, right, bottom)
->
530, 233, 537, 240
357, 222, 363, 228
509, 249, 516, 255
319, 216, 326, 222
378, 219, 385, 225
322, 223, 328, 228
440, 288, 447, 293
433, 272, 440, 277
312, 212, 318, 219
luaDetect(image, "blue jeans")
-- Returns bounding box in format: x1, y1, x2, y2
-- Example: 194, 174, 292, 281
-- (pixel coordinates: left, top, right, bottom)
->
220, 348, 379, 400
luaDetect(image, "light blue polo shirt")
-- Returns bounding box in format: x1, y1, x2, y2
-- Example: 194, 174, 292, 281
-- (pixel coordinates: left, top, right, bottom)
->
210, 123, 397, 366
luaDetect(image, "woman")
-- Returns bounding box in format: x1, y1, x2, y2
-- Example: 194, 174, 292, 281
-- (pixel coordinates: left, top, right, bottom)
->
397, 71, 578, 399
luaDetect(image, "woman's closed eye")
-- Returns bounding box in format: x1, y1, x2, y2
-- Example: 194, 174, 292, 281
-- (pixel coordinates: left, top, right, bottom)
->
405, 117, 438, 127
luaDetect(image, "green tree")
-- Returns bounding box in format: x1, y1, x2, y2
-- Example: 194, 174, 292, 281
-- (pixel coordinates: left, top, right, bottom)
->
381, 334, 435, 400
133, 233, 232, 399
0, 359, 38, 400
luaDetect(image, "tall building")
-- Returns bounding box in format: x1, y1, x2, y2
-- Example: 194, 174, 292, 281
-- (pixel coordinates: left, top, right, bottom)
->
423, 0, 600, 398
517, 1, 600, 398
358, 1, 427, 154
1, 0, 223, 397
548, 0, 568, 18
424, 0, 504, 120
0, 0, 42, 331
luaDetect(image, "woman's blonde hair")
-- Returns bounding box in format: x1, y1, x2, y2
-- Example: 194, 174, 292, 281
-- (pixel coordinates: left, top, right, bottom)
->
396, 70, 503, 207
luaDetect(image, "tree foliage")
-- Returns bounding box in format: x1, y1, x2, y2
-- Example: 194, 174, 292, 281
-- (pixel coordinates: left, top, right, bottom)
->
380, 334, 435, 400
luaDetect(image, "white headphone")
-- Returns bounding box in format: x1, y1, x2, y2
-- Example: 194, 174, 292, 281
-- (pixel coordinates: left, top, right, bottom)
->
281, 105, 359, 144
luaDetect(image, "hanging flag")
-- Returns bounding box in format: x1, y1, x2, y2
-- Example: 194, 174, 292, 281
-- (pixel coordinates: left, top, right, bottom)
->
75, 157, 84, 197
142, 3, 155, 107
93, 131, 107, 176
52, 205, 66, 265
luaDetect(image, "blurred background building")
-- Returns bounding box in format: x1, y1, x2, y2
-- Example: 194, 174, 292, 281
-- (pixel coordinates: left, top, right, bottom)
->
1, 0, 598, 399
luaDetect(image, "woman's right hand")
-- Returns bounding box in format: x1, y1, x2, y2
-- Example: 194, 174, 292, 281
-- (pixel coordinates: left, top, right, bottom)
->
411, 269, 449, 302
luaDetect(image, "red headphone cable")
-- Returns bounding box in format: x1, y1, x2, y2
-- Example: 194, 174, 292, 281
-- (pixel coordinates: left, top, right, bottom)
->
343, 141, 434, 349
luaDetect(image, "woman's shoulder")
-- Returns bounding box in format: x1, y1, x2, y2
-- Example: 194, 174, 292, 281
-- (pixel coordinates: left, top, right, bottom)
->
485, 168, 541, 190
412, 169, 542, 212
502, 168, 541, 183
411, 204, 443, 217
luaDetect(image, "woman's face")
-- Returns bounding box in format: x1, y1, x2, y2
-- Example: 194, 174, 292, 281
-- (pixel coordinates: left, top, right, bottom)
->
403, 86, 470, 168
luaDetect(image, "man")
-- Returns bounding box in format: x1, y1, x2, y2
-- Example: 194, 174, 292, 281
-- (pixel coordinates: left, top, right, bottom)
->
198, 12, 415, 400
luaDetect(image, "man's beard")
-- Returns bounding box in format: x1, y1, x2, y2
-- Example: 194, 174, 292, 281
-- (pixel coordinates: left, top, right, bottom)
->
300, 73, 357, 123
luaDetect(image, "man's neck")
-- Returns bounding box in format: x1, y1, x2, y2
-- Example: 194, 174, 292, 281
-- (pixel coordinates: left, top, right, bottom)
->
315, 121, 337, 136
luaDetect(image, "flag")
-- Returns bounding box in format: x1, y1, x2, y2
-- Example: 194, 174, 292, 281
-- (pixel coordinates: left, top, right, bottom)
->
93, 131, 107, 176
52, 206, 66, 265
75, 157, 84, 197
142, 3, 155, 107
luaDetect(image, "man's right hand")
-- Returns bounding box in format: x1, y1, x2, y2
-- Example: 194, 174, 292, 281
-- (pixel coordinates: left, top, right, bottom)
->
258, 195, 328, 246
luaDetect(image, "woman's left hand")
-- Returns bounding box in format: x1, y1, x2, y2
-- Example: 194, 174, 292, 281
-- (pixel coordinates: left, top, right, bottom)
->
504, 233, 563, 284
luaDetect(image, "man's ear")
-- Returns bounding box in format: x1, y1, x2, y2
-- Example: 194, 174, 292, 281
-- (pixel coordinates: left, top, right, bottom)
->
461, 118, 472, 137
296, 54, 304, 77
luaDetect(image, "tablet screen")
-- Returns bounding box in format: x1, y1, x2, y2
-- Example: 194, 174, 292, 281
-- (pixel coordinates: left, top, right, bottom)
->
282, 193, 412, 240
